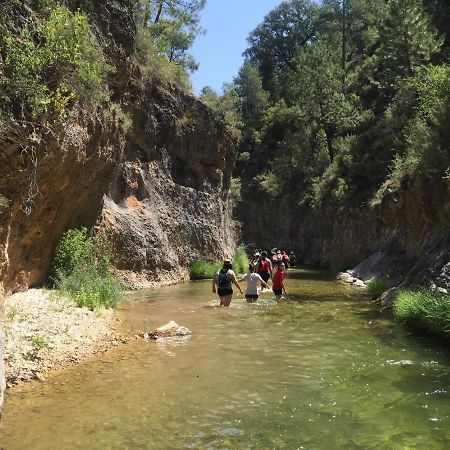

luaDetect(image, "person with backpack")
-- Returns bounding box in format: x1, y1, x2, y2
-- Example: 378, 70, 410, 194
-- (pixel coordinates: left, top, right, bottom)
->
239, 264, 270, 303
212, 259, 243, 307
256, 251, 273, 290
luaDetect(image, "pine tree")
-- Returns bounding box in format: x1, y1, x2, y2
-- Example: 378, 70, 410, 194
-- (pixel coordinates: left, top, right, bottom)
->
375, 0, 443, 98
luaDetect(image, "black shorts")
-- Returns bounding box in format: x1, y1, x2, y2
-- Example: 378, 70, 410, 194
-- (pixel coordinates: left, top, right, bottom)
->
218, 288, 233, 296
258, 271, 270, 282
245, 294, 259, 300
273, 288, 282, 296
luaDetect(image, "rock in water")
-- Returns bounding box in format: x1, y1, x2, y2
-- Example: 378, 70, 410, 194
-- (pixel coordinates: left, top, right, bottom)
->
150, 321, 192, 339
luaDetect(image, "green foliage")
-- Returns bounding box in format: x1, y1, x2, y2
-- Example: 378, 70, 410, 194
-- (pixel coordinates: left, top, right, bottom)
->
374, 0, 443, 99
0, 5, 110, 121
232, 247, 249, 275
189, 259, 221, 280
229, 177, 242, 203
135, 0, 206, 74
189, 247, 249, 279
135, 23, 191, 90
52, 228, 121, 310
394, 289, 450, 337
30, 335, 50, 351
57, 267, 121, 310
235, 0, 450, 217
366, 277, 388, 297
6, 305, 20, 321
199, 84, 242, 139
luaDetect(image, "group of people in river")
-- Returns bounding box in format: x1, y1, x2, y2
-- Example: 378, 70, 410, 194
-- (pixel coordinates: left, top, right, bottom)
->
212, 248, 296, 307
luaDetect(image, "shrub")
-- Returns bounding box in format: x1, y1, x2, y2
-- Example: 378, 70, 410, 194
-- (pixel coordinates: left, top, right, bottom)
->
232, 246, 249, 275
0, 5, 110, 121
190, 259, 221, 280
52, 228, 121, 310
366, 277, 388, 297
394, 289, 450, 337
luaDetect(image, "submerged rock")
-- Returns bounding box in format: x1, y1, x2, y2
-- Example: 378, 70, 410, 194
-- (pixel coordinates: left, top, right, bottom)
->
138, 321, 192, 340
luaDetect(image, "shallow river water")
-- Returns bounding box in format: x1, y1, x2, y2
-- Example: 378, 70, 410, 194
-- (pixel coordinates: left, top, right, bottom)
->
2, 268, 450, 449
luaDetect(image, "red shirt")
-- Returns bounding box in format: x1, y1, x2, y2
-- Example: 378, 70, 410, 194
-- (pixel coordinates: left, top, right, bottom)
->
272, 269, 285, 289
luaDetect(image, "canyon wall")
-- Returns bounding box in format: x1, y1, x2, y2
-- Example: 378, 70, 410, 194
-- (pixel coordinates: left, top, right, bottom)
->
0, 0, 237, 411
240, 176, 450, 291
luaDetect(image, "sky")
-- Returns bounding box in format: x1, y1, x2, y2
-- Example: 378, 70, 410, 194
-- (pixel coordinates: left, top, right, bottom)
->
189, 0, 282, 95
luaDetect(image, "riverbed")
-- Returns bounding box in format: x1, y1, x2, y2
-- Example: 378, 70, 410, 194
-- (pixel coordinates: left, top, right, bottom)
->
1, 268, 450, 449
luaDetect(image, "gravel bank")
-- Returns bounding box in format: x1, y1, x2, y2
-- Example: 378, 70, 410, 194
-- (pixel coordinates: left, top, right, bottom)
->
2, 289, 120, 386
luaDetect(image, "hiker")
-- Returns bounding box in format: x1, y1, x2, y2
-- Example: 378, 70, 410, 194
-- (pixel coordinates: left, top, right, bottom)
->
272, 262, 287, 302
212, 259, 243, 307
251, 251, 260, 269
281, 250, 290, 269
289, 251, 296, 267
239, 264, 270, 303
256, 251, 272, 290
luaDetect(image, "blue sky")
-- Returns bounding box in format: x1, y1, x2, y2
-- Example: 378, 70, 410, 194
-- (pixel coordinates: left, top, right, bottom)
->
189, 0, 282, 95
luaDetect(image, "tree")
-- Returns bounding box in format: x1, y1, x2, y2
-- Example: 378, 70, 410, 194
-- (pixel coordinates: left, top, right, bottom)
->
135, 0, 206, 71
374, 0, 443, 99
234, 61, 269, 141
244, 0, 318, 96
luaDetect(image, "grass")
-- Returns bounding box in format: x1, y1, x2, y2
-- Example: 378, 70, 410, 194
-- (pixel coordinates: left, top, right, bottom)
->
232, 246, 249, 275
366, 277, 388, 298
189, 247, 250, 280
394, 289, 450, 337
30, 335, 50, 351
5, 305, 20, 321
189, 260, 221, 280
52, 228, 122, 310
56, 267, 121, 310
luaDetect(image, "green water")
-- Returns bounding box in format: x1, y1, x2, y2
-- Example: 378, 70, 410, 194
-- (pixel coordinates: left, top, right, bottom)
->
1, 268, 450, 449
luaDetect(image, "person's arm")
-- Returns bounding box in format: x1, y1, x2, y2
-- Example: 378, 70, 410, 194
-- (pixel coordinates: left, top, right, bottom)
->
232, 273, 243, 294
257, 274, 269, 289
281, 279, 287, 294
237, 273, 248, 283
212, 277, 216, 294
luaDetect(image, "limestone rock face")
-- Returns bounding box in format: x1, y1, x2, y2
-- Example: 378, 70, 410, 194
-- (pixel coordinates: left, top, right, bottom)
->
99, 84, 237, 288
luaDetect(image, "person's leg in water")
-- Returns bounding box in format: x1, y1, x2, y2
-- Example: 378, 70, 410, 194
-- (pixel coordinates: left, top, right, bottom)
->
273, 288, 282, 302
245, 294, 258, 303
220, 293, 233, 307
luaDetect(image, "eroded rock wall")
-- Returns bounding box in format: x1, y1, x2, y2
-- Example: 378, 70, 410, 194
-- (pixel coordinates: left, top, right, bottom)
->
100, 84, 237, 287
241, 176, 450, 291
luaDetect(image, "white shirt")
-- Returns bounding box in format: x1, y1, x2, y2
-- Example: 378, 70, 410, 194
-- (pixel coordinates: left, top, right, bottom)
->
241, 272, 263, 295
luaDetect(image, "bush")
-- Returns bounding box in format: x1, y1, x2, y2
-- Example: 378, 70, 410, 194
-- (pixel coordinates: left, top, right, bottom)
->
189, 259, 221, 280
232, 246, 249, 275
394, 289, 450, 337
366, 277, 388, 297
0, 5, 110, 121
52, 228, 121, 310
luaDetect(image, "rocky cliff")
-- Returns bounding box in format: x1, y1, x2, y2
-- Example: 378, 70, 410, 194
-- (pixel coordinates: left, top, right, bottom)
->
99, 82, 237, 287
240, 175, 450, 293
0, 0, 237, 411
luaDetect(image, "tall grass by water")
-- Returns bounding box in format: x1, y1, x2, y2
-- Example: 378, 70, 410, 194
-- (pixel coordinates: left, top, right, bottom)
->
190, 247, 250, 280
52, 228, 121, 310
394, 289, 450, 337
366, 277, 388, 298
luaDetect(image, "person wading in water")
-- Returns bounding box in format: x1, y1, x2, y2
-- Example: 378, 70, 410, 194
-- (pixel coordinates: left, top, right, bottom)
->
212, 259, 243, 307
239, 264, 270, 303
256, 251, 273, 291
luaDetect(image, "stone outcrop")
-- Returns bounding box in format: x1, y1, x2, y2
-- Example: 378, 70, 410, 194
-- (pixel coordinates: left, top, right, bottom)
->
99, 83, 237, 288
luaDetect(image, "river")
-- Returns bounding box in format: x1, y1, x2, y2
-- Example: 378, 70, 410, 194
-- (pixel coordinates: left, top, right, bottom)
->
1, 268, 450, 449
